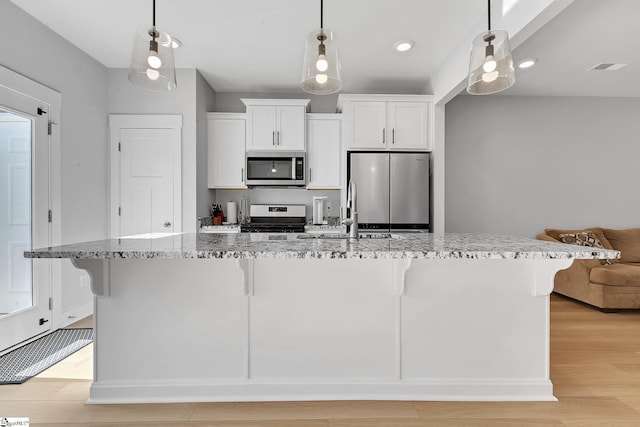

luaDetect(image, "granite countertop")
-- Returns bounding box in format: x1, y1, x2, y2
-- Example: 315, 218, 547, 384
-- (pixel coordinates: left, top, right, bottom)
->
24, 233, 619, 261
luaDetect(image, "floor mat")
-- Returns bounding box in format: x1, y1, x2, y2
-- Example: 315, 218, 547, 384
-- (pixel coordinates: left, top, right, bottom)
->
0, 328, 93, 384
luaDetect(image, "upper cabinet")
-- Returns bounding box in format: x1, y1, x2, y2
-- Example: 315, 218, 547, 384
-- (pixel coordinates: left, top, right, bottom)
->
207, 113, 247, 189
307, 114, 342, 190
242, 99, 310, 151
337, 95, 432, 151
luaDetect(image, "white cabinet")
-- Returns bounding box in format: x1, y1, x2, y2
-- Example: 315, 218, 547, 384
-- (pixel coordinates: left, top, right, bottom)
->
338, 95, 432, 151
242, 99, 310, 151
306, 114, 341, 189
207, 113, 247, 189
345, 101, 387, 150
387, 102, 429, 150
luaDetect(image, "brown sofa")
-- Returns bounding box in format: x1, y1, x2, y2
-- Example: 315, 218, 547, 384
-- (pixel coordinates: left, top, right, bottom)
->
537, 227, 640, 310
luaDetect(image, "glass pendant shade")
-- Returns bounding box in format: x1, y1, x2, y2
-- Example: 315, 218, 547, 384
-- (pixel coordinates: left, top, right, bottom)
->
301, 29, 342, 95
128, 25, 177, 92
467, 29, 515, 95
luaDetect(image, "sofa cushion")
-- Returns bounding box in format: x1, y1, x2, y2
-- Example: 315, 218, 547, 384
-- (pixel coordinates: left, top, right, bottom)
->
557, 231, 614, 266
590, 263, 640, 287
603, 228, 640, 263
545, 227, 614, 250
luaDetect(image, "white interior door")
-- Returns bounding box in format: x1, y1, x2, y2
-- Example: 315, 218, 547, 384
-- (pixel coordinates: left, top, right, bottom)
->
110, 115, 182, 238
0, 86, 51, 352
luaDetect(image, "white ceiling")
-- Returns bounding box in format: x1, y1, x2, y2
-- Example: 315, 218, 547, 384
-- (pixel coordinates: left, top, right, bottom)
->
8, 0, 640, 97
507, 0, 640, 97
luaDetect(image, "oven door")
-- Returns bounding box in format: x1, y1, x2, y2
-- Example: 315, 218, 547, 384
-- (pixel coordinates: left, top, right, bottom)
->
246, 152, 305, 186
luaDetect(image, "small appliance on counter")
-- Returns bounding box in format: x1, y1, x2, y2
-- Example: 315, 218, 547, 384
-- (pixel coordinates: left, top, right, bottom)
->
240, 204, 306, 233
312, 196, 327, 225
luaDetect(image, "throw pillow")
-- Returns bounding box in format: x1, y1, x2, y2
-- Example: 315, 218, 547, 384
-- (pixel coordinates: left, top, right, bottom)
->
545, 227, 614, 249
558, 231, 614, 266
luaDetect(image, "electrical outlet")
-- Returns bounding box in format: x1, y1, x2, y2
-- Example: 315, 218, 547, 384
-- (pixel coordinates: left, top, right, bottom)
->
80, 273, 90, 288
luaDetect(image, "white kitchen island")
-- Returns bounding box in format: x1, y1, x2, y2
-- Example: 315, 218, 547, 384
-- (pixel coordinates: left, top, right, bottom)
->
26, 232, 617, 404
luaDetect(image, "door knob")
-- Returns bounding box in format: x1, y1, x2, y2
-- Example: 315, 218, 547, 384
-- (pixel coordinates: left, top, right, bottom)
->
163, 221, 172, 228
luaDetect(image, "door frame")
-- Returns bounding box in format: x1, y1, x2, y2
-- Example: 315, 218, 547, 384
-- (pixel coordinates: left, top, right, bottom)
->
109, 115, 182, 238
0, 65, 61, 353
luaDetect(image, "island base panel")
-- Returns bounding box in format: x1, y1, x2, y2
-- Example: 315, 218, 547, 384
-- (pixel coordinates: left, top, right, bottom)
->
86, 258, 567, 403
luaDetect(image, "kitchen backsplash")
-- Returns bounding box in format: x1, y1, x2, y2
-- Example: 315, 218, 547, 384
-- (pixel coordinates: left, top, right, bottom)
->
214, 188, 340, 222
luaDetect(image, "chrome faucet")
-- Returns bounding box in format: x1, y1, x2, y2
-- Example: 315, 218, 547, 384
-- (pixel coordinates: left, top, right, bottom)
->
342, 179, 359, 239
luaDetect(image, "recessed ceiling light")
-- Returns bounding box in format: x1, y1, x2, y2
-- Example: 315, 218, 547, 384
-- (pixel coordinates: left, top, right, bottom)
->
170, 37, 183, 49
394, 40, 414, 52
518, 58, 538, 69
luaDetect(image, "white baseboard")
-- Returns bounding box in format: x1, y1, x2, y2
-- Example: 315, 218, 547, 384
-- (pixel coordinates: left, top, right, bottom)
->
59, 302, 93, 329
87, 379, 557, 404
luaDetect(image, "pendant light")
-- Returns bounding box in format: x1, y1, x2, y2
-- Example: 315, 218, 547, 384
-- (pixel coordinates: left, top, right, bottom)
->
467, 0, 515, 95
128, 0, 177, 92
301, 0, 342, 95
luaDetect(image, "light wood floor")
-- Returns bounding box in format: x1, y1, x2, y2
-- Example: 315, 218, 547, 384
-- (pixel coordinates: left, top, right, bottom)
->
2, 294, 640, 426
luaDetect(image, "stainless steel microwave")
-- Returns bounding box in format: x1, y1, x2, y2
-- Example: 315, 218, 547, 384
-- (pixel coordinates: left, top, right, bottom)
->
245, 151, 306, 186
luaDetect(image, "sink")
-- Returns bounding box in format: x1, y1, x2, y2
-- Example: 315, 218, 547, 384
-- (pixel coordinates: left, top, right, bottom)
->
297, 232, 403, 240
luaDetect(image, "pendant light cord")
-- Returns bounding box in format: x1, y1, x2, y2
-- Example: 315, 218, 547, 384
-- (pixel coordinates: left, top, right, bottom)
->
487, 0, 491, 31
320, 0, 323, 30
152, 0, 156, 27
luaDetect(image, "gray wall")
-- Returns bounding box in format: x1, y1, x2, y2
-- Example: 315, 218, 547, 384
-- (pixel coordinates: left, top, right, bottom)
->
215, 92, 339, 113
215, 189, 341, 222
196, 71, 217, 218
445, 95, 640, 237
107, 68, 203, 232
0, 0, 108, 314
0, 1, 108, 243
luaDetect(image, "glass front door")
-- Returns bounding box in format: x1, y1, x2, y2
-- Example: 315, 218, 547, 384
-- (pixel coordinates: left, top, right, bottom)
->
0, 110, 33, 318
0, 79, 51, 353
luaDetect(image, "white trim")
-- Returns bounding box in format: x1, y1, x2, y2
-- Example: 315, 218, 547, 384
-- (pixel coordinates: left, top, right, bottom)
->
336, 94, 433, 112
206, 112, 246, 120
59, 301, 93, 328
109, 114, 183, 130
306, 113, 342, 120
108, 114, 183, 238
241, 99, 310, 108
432, 103, 445, 233
0, 65, 63, 343
87, 379, 556, 404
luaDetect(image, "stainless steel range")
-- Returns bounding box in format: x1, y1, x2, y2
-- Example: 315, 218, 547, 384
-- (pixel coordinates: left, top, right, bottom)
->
240, 204, 306, 233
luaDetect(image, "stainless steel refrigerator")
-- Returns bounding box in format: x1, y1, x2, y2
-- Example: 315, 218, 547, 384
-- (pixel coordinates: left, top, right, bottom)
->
347, 152, 430, 230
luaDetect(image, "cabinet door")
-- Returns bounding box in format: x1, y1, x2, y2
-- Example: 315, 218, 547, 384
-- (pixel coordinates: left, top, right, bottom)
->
387, 102, 428, 150
344, 102, 386, 149
307, 118, 341, 189
208, 118, 246, 188
277, 106, 306, 150
246, 106, 277, 150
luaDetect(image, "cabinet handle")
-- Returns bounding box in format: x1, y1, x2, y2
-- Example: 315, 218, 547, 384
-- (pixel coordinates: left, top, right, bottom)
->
309, 168, 312, 183
382, 128, 386, 144
241, 168, 244, 182
272, 131, 276, 146
277, 130, 280, 146
392, 128, 395, 144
